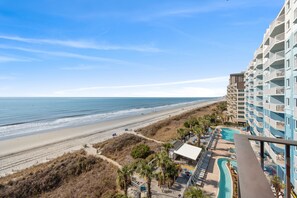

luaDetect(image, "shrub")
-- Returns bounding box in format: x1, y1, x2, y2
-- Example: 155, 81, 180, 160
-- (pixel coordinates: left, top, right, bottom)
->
130, 144, 150, 159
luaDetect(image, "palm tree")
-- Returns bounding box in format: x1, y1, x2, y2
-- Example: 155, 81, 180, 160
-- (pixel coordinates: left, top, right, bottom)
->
184, 186, 209, 198
271, 176, 284, 198
193, 123, 204, 147
177, 128, 187, 141
117, 165, 134, 196
162, 143, 173, 153
184, 117, 199, 135
156, 151, 170, 184
137, 161, 154, 198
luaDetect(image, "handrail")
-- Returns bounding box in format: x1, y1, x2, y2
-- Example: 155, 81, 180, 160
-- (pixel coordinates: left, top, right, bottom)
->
234, 134, 297, 198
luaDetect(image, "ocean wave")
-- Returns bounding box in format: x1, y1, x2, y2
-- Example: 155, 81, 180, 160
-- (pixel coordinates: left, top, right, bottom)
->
0, 99, 205, 140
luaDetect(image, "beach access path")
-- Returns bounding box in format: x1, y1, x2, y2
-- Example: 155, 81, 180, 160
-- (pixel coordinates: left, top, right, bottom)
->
0, 99, 222, 177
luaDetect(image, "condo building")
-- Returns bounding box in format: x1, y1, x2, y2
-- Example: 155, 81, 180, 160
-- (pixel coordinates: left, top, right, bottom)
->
243, 0, 297, 191
227, 73, 245, 124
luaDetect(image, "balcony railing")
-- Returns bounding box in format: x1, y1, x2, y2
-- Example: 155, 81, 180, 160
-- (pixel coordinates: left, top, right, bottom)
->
263, 58, 270, 70
254, 81, 263, 87
255, 119, 264, 128
270, 14, 285, 33
254, 70, 262, 77
255, 111, 264, 118
294, 8, 297, 23
270, 103, 285, 113
264, 86, 285, 95
255, 58, 263, 66
255, 91, 263, 96
270, 118, 285, 131
234, 134, 297, 198
254, 100, 263, 106
270, 33, 285, 49
255, 48, 263, 57
269, 69, 285, 81
269, 50, 285, 66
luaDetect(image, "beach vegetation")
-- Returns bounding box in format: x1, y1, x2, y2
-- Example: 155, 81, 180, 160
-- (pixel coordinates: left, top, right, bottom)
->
137, 160, 154, 198
131, 144, 151, 159
271, 175, 284, 198
184, 186, 209, 198
117, 165, 134, 196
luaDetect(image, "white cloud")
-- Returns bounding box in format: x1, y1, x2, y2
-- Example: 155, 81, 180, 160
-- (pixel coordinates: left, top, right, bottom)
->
0, 35, 161, 52
0, 55, 31, 62
54, 76, 228, 97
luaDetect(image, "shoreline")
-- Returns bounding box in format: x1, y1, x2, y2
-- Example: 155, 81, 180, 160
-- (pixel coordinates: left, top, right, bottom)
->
0, 99, 222, 177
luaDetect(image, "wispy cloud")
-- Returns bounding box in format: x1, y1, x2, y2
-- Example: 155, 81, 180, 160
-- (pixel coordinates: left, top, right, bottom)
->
0, 35, 162, 53
0, 45, 134, 64
0, 55, 32, 62
54, 76, 228, 95
60, 65, 99, 71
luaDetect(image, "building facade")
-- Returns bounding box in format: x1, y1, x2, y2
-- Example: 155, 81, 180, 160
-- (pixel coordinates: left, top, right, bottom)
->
244, 0, 297, 191
227, 73, 245, 124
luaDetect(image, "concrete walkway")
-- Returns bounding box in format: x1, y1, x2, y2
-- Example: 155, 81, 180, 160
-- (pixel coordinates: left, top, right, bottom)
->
201, 128, 237, 197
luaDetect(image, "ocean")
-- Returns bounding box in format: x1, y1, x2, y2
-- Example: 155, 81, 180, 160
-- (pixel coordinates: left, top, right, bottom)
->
0, 97, 216, 140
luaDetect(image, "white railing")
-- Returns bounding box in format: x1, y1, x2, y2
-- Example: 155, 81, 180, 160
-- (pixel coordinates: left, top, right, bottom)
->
270, 119, 285, 131
293, 8, 297, 23
269, 69, 285, 81
269, 50, 285, 66
270, 33, 285, 49
264, 87, 285, 95
255, 119, 264, 128
254, 81, 263, 87
254, 70, 262, 77
255, 58, 263, 66
255, 111, 264, 117
269, 104, 285, 113
270, 14, 285, 31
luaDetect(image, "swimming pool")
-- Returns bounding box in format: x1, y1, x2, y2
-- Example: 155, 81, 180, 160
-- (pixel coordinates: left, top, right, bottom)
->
221, 128, 240, 142
217, 158, 232, 198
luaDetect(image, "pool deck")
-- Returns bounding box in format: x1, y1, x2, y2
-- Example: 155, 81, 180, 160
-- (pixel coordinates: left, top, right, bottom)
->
201, 126, 242, 197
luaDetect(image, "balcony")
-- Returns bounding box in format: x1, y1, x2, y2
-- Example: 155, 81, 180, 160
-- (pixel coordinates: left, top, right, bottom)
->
294, 8, 297, 23
254, 81, 263, 87
254, 111, 264, 118
254, 119, 263, 128
269, 103, 285, 113
254, 100, 263, 107
269, 69, 285, 81
269, 50, 285, 66
255, 48, 263, 58
263, 86, 285, 95
270, 119, 285, 131
255, 91, 263, 96
254, 70, 262, 77
269, 33, 284, 51
255, 58, 263, 67
270, 14, 285, 36
263, 59, 270, 70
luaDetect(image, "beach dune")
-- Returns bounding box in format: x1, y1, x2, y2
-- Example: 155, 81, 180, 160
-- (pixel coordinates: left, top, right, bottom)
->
0, 99, 221, 177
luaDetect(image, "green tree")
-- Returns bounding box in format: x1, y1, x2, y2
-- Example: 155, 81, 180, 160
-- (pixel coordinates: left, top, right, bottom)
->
193, 123, 204, 147
162, 143, 173, 153
271, 176, 284, 198
117, 165, 134, 196
184, 186, 209, 198
177, 128, 188, 141
137, 161, 154, 198
156, 151, 170, 185
131, 144, 150, 159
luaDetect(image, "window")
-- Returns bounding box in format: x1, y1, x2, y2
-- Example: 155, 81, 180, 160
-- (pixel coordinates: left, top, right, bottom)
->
287, 117, 290, 125
287, 98, 290, 106
287, 40, 290, 48
295, 98, 297, 107
295, 55, 297, 67
287, 59, 291, 68
295, 120, 297, 129
287, 20, 291, 29
287, 0, 291, 10
287, 78, 290, 87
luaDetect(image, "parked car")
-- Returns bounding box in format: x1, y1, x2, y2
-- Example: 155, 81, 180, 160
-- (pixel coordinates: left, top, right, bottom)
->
112, 133, 117, 137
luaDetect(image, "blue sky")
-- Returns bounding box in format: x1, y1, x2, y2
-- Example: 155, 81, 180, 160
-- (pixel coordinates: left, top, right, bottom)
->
0, 0, 284, 97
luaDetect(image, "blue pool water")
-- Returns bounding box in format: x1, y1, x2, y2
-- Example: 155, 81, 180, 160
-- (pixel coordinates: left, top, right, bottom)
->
221, 128, 240, 142
217, 158, 232, 198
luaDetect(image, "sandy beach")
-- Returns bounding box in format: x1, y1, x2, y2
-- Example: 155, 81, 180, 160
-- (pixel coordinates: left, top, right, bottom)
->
0, 99, 222, 177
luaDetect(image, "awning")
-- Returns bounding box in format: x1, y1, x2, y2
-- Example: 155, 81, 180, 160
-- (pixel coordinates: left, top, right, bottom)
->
174, 143, 202, 161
